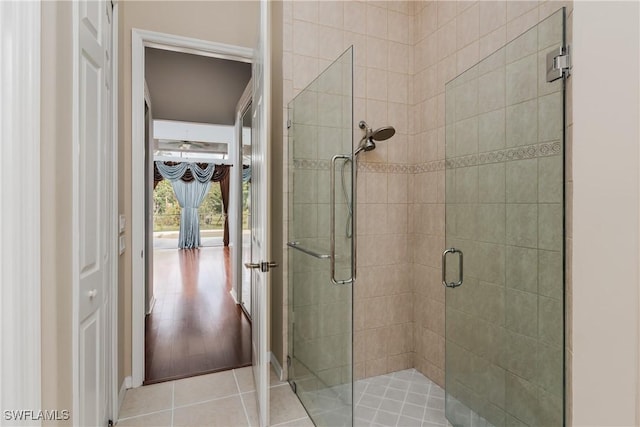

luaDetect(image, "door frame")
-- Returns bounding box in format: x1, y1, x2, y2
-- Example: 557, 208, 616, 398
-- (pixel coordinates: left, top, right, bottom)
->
0, 0, 42, 415
130, 29, 253, 387
111, 2, 120, 420
233, 80, 253, 314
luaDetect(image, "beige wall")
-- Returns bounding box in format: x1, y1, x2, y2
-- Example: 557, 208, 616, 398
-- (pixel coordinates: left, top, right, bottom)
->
40, 1, 74, 423
572, 1, 640, 425
118, 1, 259, 385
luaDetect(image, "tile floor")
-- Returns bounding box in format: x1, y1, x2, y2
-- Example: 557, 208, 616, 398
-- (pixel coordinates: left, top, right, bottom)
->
353, 369, 451, 427
117, 366, 312, 427
120, 367, 479, 427
293, 369, 454, 427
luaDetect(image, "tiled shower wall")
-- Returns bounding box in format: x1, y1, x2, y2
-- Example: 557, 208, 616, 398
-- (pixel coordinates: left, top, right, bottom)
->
282, 0, 416, 380
281, 0, 572, 397
409, 0, 573, 388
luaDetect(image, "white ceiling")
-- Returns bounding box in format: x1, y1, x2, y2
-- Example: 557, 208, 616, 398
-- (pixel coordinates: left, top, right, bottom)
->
145, 47, 251, 125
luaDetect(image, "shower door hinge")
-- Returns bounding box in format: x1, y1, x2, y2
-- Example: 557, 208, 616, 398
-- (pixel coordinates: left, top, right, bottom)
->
286, 119, 292, 129
547, 46, 571, 82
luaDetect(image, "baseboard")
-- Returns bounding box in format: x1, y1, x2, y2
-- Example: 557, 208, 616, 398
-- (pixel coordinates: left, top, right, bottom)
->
117, 376, 132, 420
229, 288, 239, 304
270, 352, 284, 381
146, 296, 156, 315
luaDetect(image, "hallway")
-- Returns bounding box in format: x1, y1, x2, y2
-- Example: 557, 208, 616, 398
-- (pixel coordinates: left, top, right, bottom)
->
145, 247, 251, 383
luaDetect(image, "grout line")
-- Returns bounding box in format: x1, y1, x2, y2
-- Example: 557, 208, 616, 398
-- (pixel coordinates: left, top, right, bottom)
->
270, 381, 290, 389
396, 376, 413, 425
118, 408, 173, 422
172, 391, 244, 411
270, 416, 311, 427
234, 369, 253, 427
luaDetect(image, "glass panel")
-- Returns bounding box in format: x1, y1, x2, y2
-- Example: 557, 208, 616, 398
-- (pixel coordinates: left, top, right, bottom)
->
288, 47, 354, 427
444, 9, 565, 427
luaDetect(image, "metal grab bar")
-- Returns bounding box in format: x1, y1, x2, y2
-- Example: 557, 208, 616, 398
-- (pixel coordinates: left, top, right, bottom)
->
442, 248, 463, 288
286, 241, 331, 259
330, 154, 353, 285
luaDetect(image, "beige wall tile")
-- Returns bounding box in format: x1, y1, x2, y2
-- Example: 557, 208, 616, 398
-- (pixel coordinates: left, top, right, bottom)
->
293, 21, 318, 57
293, 1, 318, 23
365, 356, 388, 377
479, 2, 507, 36
318, 1, 343, 29
457, 3, 479, 49
479, 25, 507, 59
506, 7, 539, 41
366, 3, 388, 38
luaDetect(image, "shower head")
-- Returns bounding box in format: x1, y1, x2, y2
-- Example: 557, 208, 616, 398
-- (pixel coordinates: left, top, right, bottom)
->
354, 121, 396, 156
370, 126, 396, 141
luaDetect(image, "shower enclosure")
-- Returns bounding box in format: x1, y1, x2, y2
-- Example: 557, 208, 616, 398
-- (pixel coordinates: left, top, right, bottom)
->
287, 47, 355, 426
286, 7, 567, 427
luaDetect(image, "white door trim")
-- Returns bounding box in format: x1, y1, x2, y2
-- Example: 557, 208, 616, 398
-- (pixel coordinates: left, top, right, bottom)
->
110, 1, 120, 421
131, 29, 253, 387
232, 80, 252, 310
0, 1, 42, 420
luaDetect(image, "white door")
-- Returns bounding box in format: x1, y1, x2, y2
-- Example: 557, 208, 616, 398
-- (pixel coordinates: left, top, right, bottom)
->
75, 0, 113, 425
248, 1, 271, 425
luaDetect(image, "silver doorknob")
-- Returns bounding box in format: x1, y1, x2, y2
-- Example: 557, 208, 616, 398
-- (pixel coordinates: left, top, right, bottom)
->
244, 261, 279, 272
88, 289, 98, 299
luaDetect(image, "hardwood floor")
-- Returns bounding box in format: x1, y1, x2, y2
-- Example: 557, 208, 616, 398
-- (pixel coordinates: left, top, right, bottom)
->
145, 246, 251, 384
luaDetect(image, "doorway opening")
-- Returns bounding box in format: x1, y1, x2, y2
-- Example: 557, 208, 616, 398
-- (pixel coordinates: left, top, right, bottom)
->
141, 45, 253, 385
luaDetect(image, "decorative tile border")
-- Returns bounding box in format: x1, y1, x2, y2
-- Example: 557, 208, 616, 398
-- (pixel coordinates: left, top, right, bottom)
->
292, 159, 330, 170
291, 141, 561, 173
413, 160, 446, 173
357, 162, 414, 174
445, 141, 562, 170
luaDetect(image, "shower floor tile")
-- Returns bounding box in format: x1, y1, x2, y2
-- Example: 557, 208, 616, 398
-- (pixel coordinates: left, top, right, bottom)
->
296, 369, 493, 427
354, 369, 450, 427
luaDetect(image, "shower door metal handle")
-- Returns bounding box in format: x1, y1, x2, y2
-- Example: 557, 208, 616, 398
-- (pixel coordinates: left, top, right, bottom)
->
330, 154, 353, 285
442, 248, 463, 288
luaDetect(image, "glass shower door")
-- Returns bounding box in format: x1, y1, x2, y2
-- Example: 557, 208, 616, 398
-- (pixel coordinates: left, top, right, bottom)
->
287, 47, 354, 427
444, 9, 566, 427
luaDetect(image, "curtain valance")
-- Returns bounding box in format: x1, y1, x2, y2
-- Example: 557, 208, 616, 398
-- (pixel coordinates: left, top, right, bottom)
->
154, 161, 230, 188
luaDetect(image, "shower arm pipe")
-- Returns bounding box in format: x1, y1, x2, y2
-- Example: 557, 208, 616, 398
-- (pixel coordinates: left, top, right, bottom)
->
330, 154, 354, 285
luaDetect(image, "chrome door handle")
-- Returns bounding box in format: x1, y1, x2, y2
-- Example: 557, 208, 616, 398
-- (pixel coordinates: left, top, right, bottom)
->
330, 154, 353, 285
442, 248, 463, 288
244, 261, 279, 272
